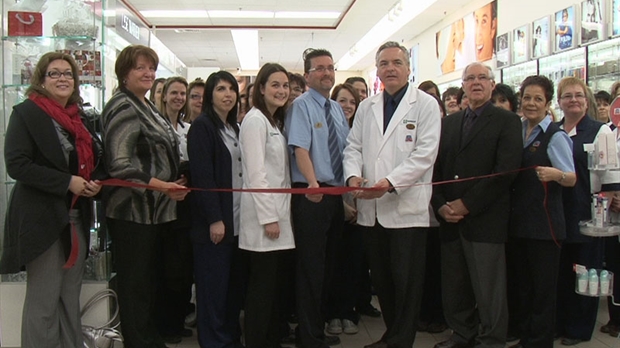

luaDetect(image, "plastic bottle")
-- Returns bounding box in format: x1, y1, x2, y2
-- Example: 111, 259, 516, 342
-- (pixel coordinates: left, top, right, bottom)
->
600, 270, 611, 295
577, 272, 588, 293
589, 269, 599, 296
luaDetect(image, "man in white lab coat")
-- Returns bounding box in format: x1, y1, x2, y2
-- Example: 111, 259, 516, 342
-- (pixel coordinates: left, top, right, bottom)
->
343, 41, 441, 348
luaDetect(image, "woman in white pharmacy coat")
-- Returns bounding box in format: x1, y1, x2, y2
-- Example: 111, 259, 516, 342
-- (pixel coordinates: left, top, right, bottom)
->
239, 62, 295, 348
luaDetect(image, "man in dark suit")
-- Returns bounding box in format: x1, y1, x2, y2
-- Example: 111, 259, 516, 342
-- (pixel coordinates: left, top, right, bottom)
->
431, 62, 522, 348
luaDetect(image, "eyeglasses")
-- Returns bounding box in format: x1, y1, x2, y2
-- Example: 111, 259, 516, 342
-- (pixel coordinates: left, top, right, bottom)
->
308, 66, 335, 74
190, 94, 202, 100
291, 87, 304, 93
560, 94, 586, 100
463, 74, 491, 83
46, 71, 74, 79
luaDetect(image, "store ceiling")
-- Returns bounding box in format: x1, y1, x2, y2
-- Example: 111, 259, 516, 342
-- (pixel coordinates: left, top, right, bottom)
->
122, 0, 471, 72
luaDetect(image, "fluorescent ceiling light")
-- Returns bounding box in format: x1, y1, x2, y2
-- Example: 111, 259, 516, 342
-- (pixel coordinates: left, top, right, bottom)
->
275, 11, 340, 19
142, 10, 208, 18
231, 29, 259, 71
141, 10, 341, 20
208, 10, 273, 19
336, 0, 437, 70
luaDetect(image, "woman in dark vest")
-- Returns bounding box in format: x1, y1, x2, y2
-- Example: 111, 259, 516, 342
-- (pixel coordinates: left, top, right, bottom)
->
508, 75, 576, 348
555, 77, 620, 346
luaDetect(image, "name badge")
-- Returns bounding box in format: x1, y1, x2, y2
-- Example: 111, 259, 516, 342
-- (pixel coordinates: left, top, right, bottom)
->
406, 124, 415, 130
315, 122, 323, 129
529, 140, 541, 152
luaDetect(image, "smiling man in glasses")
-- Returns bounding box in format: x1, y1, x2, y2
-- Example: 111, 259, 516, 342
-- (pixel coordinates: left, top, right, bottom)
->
431, 62, 522, 348
284, 48, 349, 348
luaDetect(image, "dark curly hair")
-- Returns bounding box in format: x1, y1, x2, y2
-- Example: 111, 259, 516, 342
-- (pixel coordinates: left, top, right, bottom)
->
492, 83, 519, 112
519, 75, 555, 104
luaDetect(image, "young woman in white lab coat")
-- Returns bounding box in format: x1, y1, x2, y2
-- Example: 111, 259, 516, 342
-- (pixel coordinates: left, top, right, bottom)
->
238, 62, 295, 348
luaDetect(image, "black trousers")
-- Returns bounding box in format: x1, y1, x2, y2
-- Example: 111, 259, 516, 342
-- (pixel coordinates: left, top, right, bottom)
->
419, 227, 445, 325
507, 238, 561, 348
362, 223, 427, 348
441, 236, 508, 348
291, 192, 343, 348
556, 240, 604, 340
326, 221, 363, 323
193, 238, 245, 348
604, 237, 620, 325
505, 240, 522, 340
108, 218, 168, 348
244, 249, 293, 348
157, 225, 194, 336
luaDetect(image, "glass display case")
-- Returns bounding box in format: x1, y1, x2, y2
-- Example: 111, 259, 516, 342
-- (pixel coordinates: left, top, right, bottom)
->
500, 60, 538, 92
539, 47, 587, 118
587, 37, 620, 93
0, 0, 110, 282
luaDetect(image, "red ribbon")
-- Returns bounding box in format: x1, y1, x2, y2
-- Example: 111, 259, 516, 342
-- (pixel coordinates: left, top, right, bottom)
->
65, 165, 555, 264
100, 165, 538, 195
62, 195, 80, 269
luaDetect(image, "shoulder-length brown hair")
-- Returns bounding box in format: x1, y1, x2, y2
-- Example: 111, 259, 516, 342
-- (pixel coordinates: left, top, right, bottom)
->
115, 45, 159, 84
252, 63, 289, 130
331, 83, 360, 127
184, 78, 206, 122
149, 77, 166, 104
158, 76, 188, 122
25, 52, 83, 107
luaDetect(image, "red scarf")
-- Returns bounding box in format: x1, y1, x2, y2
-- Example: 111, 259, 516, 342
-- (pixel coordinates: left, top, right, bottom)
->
29, 94, 94, 180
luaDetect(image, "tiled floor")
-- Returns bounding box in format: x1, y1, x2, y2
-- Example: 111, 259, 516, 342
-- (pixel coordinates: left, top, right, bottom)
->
156, 297, 620, 348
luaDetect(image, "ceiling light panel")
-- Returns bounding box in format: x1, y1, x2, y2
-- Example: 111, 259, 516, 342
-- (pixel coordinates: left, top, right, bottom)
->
231, 29, 260, 71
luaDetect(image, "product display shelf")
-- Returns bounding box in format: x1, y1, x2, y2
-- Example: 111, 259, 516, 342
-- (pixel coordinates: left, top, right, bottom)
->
587, 37, 620, 93
538, 47, 587, 119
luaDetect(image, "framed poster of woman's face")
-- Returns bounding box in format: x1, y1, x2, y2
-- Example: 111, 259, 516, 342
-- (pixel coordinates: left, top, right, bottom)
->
581, 0, 605, 44
496, 32, 510, 68
555, 6, 577, 52
512, 25, 529, 64
532, 16, 551, 58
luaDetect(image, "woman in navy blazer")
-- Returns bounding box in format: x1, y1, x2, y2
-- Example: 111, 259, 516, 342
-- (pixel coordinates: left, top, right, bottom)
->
188, 71, 245, 348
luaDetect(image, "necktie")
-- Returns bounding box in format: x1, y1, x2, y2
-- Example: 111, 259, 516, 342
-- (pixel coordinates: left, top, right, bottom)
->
384, 96, 397, 133
324, 101, 343, 183
462, 109, 477, 142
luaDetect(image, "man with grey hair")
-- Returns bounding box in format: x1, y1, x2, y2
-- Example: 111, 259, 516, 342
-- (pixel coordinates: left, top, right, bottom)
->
343, 41, 441, 348
431, 62, 522, 348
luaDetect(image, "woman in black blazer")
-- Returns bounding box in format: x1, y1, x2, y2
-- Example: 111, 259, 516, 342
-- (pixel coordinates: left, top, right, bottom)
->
0, 52, 104, 348
187, 71, 244, 348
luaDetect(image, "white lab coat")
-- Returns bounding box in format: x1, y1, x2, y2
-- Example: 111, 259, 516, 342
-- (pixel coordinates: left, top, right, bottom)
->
343, 84, 441, 228
238, 108, 295, 252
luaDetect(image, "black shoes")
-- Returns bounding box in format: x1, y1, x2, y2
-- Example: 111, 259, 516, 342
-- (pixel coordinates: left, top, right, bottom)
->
363, 340, 388, 348
162, 328, 192, 344
560, 338, 587, 346
357, 304, 382, 318
433, 339, 473, 348
292, 334, 341, 347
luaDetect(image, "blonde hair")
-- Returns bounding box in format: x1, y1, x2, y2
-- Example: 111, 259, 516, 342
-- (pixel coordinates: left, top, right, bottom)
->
556, 77, 587, 102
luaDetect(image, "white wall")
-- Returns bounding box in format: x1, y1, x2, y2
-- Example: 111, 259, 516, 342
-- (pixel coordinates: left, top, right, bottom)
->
187, 67, 220, 82
356, 0, 579, 86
